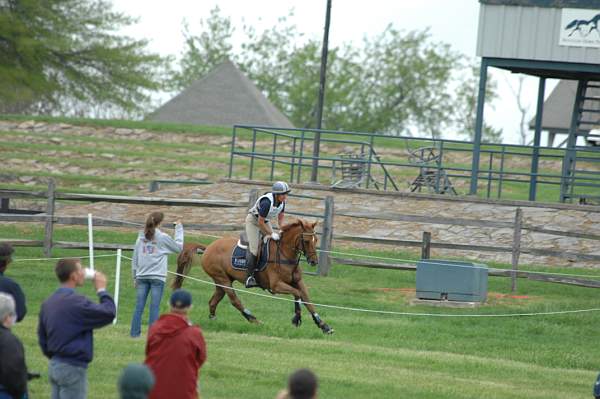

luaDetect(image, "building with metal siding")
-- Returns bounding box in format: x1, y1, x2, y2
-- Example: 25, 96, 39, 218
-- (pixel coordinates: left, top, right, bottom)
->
477, 4, 600, 63
472, 0, 600, 202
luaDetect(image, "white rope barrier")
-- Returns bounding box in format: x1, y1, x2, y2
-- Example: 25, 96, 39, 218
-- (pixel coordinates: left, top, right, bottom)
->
8, 252, 600, 318
160, 268, 600, 318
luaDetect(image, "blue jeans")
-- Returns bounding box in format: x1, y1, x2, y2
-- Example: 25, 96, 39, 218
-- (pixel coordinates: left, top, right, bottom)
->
130, 278, 165, 337
49, 358, 87, 399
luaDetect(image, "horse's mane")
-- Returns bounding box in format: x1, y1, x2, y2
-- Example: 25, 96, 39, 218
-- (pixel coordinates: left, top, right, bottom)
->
281, 219, 303, 233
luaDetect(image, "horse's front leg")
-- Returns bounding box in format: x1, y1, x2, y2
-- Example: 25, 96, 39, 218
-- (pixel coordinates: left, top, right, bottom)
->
269, 281, 304, 327
291, 295, 302, 327
295, 279, 334, 334
272, 279, 333, 334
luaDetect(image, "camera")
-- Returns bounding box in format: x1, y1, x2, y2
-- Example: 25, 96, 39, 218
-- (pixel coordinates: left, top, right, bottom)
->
84, 268, 96, 280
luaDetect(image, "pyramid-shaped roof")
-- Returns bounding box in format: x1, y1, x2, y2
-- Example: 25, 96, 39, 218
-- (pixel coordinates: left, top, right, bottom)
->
529, 80, 600, 132
149, 59, 294, 128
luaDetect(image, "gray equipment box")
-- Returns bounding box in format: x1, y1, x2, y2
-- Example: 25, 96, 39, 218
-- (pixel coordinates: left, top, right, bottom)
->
416, 259, 488, 302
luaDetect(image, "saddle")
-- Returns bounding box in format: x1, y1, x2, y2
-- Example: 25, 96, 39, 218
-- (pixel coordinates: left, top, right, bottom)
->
231, 232, 271, 271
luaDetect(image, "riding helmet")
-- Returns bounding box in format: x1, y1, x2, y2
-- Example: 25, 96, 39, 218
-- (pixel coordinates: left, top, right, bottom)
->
272, 181, 291, 195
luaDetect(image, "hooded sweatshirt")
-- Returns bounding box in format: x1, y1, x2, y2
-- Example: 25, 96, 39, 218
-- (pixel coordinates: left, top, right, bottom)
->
145, 313, 206, 399
132, 225, 183, 282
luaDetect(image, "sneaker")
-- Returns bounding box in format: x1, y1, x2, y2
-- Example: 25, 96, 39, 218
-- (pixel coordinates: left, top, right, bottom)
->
245, 276, 258, 288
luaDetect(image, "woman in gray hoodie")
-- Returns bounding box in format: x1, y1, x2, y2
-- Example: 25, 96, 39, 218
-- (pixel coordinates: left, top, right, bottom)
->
130, 212, 183, 338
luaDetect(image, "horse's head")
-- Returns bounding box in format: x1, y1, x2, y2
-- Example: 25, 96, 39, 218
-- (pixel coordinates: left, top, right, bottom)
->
281, 219, 319, 266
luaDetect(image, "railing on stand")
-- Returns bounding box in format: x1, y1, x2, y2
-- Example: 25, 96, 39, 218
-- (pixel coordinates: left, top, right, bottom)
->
227, 125, 600, 203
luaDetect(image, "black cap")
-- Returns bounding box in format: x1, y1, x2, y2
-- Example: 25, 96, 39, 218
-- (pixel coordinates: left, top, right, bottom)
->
170, 289, 192, 309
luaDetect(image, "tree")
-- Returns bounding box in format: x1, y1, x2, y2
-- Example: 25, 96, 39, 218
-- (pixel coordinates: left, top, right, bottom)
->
169, 6, 234, 91
345, 27, 460, 138
241, 21, 362, 129
0, 0, 168, 117
174, 9, 499, 140
241, 23, 461, 136
454, 64, 503, 143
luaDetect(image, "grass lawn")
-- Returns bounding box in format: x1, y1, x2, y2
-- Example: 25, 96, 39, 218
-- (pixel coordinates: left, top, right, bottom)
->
4, 224, 600, 398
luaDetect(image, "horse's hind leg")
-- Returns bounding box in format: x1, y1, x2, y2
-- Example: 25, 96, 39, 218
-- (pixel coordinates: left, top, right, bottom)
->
222, 282, 260, 324
208, 287, 226, 320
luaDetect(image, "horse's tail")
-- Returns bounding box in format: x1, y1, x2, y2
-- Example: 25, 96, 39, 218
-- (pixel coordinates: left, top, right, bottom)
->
172, 243, 206, 289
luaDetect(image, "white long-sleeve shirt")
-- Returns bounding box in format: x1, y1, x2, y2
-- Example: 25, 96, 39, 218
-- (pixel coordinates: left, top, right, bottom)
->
131, 225, 183, 282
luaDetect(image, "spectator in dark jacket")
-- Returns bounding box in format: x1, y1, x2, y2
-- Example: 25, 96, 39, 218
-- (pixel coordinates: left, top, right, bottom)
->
0, 244, 26, 322
38, 258, 116, 399
145, 289, 206, 399
0, 292, 28, 399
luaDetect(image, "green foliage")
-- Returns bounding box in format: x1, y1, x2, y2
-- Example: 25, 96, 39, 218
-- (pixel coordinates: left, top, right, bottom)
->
175, 9, 494, 139
169, 6, 234, 91
0, 0, 169, 117
346, 27, 459, 137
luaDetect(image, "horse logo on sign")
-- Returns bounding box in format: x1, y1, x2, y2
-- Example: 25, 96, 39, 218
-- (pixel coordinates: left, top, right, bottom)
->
560, 8, 600, 48
564, 13, 600, 37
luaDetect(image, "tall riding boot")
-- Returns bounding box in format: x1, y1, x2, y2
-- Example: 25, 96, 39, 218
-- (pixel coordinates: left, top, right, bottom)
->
245, 252, 258, 288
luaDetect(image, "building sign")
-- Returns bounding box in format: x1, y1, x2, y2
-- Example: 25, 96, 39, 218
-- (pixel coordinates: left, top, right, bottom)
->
560, 8, 600, 48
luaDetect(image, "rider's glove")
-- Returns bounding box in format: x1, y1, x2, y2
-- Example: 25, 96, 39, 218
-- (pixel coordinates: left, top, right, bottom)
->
271, 232, 280, 241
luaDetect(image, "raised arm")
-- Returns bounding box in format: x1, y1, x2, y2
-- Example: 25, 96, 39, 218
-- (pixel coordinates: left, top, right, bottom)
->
160, 223, 184, 253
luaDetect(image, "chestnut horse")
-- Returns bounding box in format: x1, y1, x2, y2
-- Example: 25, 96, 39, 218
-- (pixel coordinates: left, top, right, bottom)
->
173, 219, 334, 334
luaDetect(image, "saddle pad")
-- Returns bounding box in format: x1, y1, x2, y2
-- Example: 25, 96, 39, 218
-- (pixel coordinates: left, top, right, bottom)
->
231, 240, 270, 271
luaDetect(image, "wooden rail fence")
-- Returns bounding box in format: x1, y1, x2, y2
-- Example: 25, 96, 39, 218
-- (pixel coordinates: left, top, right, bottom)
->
333, 208, 600, 290
3, 180, 599, 289
0, 181, 335, 276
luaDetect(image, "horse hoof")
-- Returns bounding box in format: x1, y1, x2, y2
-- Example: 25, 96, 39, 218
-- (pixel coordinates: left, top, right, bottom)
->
321, 324, 334, 334
291, 314, 302, 327
209, 314, 216, 320
250, 318, 262, 325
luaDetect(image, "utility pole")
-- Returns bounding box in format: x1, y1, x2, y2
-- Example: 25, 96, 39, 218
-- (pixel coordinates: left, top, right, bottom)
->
310, 0, 332, 183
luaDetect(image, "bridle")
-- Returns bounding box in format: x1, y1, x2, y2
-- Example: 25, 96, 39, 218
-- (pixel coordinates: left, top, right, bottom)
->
273, 225, 318, 268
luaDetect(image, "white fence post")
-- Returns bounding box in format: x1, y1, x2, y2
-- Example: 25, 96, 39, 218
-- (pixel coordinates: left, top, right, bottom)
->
113, 249, 122, 325
88, 213, 95, 271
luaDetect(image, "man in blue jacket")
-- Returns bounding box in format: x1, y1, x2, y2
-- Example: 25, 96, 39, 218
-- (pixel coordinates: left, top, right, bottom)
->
38, 258, 116, 399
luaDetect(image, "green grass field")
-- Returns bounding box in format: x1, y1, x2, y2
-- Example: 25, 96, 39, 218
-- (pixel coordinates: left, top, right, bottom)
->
4, 224, 600, 399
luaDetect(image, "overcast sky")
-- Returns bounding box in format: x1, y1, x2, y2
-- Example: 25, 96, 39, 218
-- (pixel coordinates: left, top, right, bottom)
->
113, 0, 551, 144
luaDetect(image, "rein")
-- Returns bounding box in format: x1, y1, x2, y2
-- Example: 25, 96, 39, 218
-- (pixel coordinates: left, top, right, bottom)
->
267, 226, 317, 269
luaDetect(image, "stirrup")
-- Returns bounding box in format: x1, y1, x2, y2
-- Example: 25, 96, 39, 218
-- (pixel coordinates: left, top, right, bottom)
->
245, 276, 258, 288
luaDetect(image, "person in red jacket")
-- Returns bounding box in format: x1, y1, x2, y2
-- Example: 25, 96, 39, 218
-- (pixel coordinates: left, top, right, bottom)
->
145, 289, 206, 399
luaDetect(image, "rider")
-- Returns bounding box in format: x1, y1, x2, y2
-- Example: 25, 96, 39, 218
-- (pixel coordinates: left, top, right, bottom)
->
244, 181, 290, 288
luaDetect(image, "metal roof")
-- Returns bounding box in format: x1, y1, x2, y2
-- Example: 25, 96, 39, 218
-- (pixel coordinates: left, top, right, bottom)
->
149, 59, 294, 128
480, 0, 600, 9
